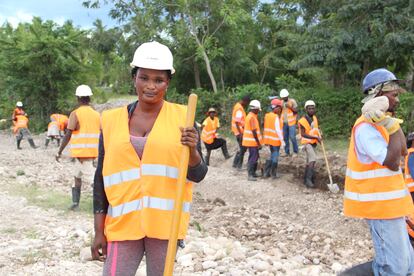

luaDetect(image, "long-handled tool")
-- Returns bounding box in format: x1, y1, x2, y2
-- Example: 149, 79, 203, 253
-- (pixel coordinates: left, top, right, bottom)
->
164, 94, 198, 276
318, 129, 340, 193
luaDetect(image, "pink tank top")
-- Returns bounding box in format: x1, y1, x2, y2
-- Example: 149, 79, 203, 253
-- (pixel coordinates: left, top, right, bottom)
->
130, 134, 148, 159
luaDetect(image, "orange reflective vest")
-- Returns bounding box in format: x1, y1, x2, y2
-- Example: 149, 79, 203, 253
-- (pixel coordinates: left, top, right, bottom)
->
282, 101, 297, 126
298, 116, 319, 145
69, 106, 100, 158
242, 112, 262, 147
343, 116, 414, 219
48, 121, 59, 131
51, 114, 69, 131
13, 115, 28, 133
201, 116, 219, 144
405, 149, 414, 193
231, 102, 246, 136
101, 101, 193, 241
263, 112, 283, 146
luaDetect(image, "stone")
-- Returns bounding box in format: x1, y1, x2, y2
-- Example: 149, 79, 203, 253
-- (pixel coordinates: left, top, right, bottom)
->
79, 247, 92, 262
177, 253, 193, 267
202, 260, 217, 270
331, 262, 343, 273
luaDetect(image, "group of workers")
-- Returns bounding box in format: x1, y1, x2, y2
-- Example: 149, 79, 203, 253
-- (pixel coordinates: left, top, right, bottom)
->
9, 39, 414, 275
201, 89, 320, 187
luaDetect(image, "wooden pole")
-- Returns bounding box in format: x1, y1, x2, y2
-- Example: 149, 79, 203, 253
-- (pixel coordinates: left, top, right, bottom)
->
164, 93, 198, 276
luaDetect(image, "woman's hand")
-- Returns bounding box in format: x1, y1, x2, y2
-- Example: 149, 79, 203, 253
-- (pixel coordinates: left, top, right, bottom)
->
91, 231, 107, 262
180, 127, 201, 167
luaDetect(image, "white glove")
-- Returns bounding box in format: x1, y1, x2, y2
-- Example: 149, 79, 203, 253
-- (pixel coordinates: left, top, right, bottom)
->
362, 96, 389, 123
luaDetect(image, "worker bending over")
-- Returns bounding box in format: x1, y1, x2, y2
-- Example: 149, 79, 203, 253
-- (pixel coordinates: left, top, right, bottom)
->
231, 95, 250, 169
45, 115, 61, 147
56, 85, 100, 211
298, 100, 321, 188
341, 68, 414, 275
201, 108, 231, 166
280, 89, 298, 156
263, 99, 284, 179
242, 100, 263, 181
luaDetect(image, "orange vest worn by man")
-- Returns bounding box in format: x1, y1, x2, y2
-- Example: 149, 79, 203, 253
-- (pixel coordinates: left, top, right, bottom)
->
231, 96, 250, 170
201, 116, 219, 145
298, 116, 319, 145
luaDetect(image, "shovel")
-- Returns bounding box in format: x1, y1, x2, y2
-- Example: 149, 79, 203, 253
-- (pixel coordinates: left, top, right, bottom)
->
318, 129, 340, 193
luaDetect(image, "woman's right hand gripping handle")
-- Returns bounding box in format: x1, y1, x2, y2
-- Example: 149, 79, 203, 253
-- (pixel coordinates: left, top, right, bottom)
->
91, 213, 107, 262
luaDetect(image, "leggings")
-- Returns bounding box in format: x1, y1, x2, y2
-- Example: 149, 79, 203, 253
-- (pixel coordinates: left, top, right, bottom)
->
103, 238, 168, 276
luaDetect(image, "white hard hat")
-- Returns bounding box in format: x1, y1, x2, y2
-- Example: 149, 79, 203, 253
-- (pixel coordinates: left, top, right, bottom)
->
16, 101, 23, 107
75, 85, 93, 97
304, 100, 316, 108
249, 100, 261, 110
279, 89, 289, 98
130, 41, 175, 74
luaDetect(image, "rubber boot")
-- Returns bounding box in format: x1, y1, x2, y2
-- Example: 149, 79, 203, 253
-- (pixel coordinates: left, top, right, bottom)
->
232, 152, 240, 168
69, 187, 81, 211
57, 138, 61, 147
339, 261, 373, 276
45, 138, 50, 148
28, 138, 38, 149
16, 138, 22, 150
247, 164, 257, 181
205, 150, 211, 166
263, 160, 272, 178
271, 162, 279, 179
304, 166, 315, 188
69, 177, 82, 211
252, 162, 259, 178
238, 154, 245, 170
221, 142, 231, 159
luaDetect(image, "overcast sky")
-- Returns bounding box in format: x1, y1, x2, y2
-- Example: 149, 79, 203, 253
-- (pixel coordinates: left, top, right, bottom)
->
0, 0, 118, 29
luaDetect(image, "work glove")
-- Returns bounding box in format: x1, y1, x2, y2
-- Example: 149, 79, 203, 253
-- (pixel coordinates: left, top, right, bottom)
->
362, 96, 402, 135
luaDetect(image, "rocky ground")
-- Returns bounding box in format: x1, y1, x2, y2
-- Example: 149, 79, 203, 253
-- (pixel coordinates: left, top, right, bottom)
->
0, 106, 373, 275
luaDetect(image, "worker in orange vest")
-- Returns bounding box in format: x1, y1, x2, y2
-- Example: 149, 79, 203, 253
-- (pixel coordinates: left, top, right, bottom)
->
280, 89, 298, 156
90, 41, 207, 274
298, 100, 321, 188
12, 101, 26, 121
13, 114, 38, 150
242, 100, 263, 181
231, 95, 251, 169
56, 85, 100, 211
45, 115, 62, 147
201, 107, 231, 166
263, 99, 284, 179
50, 113, 69, 136
340, 69, 414, 275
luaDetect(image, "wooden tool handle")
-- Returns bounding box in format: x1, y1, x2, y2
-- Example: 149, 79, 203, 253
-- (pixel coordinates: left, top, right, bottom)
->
164, 94, 198, 276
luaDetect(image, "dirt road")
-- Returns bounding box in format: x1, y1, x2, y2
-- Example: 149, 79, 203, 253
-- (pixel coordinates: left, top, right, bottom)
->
0, 132, 373, 275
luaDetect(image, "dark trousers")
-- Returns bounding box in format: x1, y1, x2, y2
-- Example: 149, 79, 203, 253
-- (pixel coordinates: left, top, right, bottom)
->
205, 138, 226, 150
247, 147, 259, 165
232, 134, 247, 168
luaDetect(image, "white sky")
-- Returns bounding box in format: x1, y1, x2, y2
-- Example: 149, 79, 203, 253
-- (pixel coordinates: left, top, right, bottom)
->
0, 0, 118, 29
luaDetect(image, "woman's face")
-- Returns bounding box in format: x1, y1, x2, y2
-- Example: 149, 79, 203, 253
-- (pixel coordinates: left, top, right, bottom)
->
135, 68, 170, 104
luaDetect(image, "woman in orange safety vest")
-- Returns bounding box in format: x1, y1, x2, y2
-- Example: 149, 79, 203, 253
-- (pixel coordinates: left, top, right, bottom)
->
201, 107, 231, 165
91, 41, 208, 276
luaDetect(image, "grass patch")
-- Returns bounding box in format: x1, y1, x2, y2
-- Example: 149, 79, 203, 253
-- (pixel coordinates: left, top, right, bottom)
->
1, 227, 17, 234
5, 182, 93, 215
16, 170, 25, 176
323, 137, 350, 155
20, 249, 50, 265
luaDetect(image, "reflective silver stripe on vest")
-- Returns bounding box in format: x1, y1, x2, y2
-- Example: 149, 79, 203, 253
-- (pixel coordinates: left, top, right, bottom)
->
104, 168, 140, 188
407, 182, 414, 188
243, 137, 256, 141
141, 164, 178, 179
264, 128, 276, 133
244, 130, 253, 134
72, 133, 100, 139
202, 129, 216, 135
107, 196, 191, 217
344, 189, 409, 202
70, 144, 99, 149
263, 136, 280, 141
346, 168, 402, 180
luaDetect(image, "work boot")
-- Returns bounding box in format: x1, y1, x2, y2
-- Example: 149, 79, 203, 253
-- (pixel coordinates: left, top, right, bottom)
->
339, 261, 373, 276
247, 164, 257, 181
221, 142, 231, 159
69, 187, 81, 211
238, 154, 245, 170
205, 150, 211, 166
16, 138, 22, 150
45, 138, 50, 148
304, 166, 315, 188
232, 152, 240, 168
252, 162, 259, 178
271, 162, 279, 179
28, 138, 38, 149
263, 160, 272, 178
57, 139, 61, 147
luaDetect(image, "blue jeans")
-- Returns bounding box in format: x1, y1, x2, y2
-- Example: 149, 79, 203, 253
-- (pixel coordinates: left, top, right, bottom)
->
283, 124, 298, 154
269, 146, 280, 163
367, 217, 414, 276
